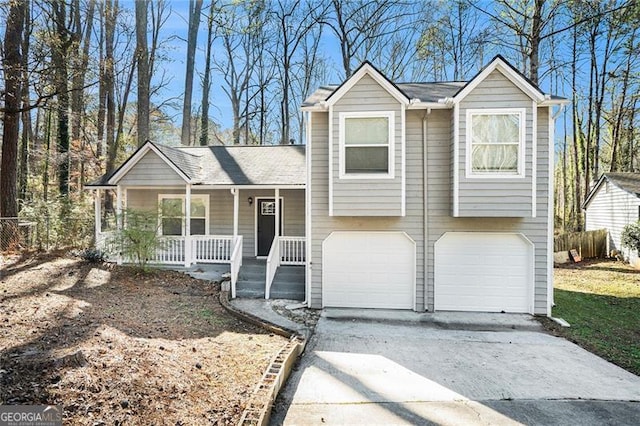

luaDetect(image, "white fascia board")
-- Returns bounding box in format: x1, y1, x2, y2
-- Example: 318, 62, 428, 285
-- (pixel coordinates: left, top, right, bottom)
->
407, 102, 451, 110
325, 63, 409, 107
540, 98, 570, 107
107, 142, 192, 185
453, 59, 545, 104
192, 184, 305, 190
301, 105, 327, 112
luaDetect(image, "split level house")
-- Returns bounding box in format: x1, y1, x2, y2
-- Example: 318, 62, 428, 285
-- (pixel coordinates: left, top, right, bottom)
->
86, 55, 568, 315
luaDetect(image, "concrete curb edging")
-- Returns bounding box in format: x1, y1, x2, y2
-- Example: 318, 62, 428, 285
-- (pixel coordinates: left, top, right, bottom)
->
219, 290, 306, 426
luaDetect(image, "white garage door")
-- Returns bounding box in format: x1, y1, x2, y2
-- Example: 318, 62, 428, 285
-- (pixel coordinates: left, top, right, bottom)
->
323, 232, 415, 309
435, 233, 532, 313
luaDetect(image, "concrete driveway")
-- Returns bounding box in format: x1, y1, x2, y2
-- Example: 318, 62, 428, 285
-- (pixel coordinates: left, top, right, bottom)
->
271, 312, 640, 425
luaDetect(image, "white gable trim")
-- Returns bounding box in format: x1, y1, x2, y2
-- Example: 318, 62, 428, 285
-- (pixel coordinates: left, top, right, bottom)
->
325, 63, 409, 107
453, 58, 545, 104
108, 142, 192, 185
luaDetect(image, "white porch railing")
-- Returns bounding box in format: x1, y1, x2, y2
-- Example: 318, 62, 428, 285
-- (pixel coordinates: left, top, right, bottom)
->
96, 231, 118, 261
151, 237, 185, 264
192, 235, 234, 263
280, 236, 306, 265
266, 236, 306, 299
229, 235, 243, 299
265, 237, 281, 300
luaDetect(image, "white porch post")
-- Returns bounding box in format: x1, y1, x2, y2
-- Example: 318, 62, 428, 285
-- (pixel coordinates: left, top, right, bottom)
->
275, 188, 280, 238
94, 188, 101, 245
185, 184, 192, 267
116, 185, 123, 265
232, 188, 239, 238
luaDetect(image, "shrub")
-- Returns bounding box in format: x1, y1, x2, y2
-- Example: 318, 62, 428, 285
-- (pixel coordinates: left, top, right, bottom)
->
79, 248, 105, 263
620, 221, 640, 254
110, 209, 164, 271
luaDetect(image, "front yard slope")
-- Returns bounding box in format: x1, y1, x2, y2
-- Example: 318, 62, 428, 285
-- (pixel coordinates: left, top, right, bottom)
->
0, 253, 288, 424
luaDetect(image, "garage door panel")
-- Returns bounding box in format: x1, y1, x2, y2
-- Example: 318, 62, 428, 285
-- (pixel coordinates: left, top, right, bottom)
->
323, 232, 415, 310
435, 233, 532, 313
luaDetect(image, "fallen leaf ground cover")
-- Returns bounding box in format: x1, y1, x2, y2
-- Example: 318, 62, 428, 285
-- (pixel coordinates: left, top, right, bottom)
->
0, 252, 288, 425
546, 260, 640, 376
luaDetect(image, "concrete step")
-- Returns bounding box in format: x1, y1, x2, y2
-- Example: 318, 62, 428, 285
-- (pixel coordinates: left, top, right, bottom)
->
236, 288, 265, 299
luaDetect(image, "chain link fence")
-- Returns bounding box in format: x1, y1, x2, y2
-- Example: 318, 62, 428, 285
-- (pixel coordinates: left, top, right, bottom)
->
0, 216, 95, 252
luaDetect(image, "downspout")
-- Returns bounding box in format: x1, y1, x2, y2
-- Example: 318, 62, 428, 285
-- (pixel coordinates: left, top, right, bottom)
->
423, 108, 431, 312
303, 110, 312, 307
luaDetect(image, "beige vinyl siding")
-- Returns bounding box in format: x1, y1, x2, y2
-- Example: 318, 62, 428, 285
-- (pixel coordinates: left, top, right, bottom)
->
586, 181, 640, 264
311, 106, 550, 313
119, 151, 186, 186
425, 107, 550, 314
125, 188, 305, 258
311, 110, 424, 309
331, 74, 403, 216
456, 69, 534, 217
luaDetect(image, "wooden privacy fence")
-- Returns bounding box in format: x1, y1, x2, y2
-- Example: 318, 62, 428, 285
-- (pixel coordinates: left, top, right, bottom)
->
554, 229, 608, 259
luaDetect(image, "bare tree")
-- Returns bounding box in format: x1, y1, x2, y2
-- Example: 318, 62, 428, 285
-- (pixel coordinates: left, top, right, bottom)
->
200, 1, 216, 146
135, 0, 150, 146
181, 0, 203, 146
271, 0, 327, 144
416, 1, 488, 81
322, 0, 415, 78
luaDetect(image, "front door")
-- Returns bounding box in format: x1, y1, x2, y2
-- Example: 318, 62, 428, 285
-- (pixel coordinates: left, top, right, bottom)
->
256, 198, 283, 256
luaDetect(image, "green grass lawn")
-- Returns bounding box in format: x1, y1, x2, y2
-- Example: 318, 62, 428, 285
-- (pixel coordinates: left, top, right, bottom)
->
551, 260, 640, 376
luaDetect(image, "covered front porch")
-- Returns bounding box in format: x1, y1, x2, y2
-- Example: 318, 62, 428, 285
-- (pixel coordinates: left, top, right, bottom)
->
91, 185, 306, 300
85, 141, 307, 301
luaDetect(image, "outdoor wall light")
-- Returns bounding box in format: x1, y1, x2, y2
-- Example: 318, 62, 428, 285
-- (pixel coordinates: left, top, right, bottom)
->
248, 196, 253, 206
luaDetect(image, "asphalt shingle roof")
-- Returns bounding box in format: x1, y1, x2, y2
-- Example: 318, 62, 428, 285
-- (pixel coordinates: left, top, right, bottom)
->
302, 82, 467, 107
85, 143, 306, 187
182, 145, 306, 186
604, 172, 640, 197
153, 143, 203, 180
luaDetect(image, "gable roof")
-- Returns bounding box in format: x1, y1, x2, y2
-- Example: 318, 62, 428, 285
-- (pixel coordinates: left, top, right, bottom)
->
103, 141, 200, 185
452, 55, 545, 103
583, 172, 640, 208
302, 56, 568, 110
85, 142, 306, 188
324, 61, 410, 107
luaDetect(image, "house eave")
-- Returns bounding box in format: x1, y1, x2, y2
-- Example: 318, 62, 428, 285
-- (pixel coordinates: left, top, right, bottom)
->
407, 102, 452, 110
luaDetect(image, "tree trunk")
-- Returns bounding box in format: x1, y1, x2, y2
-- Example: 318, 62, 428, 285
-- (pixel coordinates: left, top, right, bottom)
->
52, 0, 71, 198
135, 0, 150, 146
528, 0, 544, 84
181, 0, 203, 146
70, 0, 95, 192
1, 0, 26, 224
200, 2, 214, 146
105, 0, 117, 175
18, 0, 32, 205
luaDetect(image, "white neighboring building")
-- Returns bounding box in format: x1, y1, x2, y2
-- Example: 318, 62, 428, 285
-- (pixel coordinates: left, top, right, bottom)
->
584, 172, 640, 266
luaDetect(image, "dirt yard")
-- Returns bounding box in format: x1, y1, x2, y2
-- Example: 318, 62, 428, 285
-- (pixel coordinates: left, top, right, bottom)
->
0, 252, 288, 425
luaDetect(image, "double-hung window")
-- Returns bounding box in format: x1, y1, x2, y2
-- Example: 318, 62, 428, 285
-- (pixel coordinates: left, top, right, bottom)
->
467, 108, 525, 177
158, 194, 209, 236
340, 111, 394, 178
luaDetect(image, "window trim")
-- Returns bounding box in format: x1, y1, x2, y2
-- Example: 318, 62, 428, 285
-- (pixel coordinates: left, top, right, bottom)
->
158, 194, 210, 236
338, 111, 395, 179
465, 108, 526, 179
